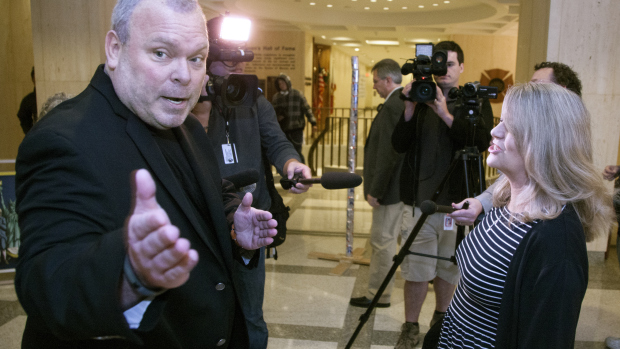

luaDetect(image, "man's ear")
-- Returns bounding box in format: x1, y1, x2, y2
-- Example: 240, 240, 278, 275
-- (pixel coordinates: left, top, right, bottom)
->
105, 30, 122, 70
459, 63, 464, 74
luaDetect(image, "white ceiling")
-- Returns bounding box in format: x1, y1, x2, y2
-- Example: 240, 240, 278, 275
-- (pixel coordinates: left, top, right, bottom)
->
200, 0, 520, 66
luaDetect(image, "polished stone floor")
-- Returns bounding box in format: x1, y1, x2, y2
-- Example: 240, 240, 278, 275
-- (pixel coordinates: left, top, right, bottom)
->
0, 185, 618, 348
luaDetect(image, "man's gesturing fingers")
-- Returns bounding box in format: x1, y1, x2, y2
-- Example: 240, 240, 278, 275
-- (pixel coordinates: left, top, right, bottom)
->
125, 169, 198, 290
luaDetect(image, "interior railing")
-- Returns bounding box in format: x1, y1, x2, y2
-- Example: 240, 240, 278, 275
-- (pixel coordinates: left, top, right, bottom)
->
303, 107, 500, 185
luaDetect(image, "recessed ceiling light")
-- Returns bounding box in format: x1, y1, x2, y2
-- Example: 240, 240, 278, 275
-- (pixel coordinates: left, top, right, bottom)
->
366, 39, 399, 45
370, 0, 376, 2
332, 37, 356, 41
310, 2, 315, 5
402, 6, 407, 9
364, 6, 370, 9
355, 48, 360, 51
419, 5, 424, 8
433, 3, 439, 6
327, 4, 333, 7
321, 35, 326, 39
444, 0, 450, 3
384, 7, 389, 10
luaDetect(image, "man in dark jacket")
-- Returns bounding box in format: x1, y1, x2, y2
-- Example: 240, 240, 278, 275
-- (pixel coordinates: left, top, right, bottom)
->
15, 0, 276, 347
271, 73, 317, 163
349, 59, 413, 310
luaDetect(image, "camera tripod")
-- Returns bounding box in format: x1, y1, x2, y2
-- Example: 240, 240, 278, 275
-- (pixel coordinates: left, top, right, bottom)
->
345, 122, 486, 348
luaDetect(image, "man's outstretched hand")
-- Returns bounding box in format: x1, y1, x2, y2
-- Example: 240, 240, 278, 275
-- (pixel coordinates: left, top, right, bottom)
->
125, 169, 199, 294
233, 193, 278, 250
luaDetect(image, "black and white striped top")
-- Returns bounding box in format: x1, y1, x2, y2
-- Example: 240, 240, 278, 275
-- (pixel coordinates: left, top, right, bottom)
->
438, 206, 537, 348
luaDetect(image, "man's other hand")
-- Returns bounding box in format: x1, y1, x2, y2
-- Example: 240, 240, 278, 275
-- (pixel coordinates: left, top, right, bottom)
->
366, 194, 380, 208
448, 198, 483, 226
233, 193, 278, 250
126, 169, 199, 291
603, 165, 620, 181
426, 86, 453, 127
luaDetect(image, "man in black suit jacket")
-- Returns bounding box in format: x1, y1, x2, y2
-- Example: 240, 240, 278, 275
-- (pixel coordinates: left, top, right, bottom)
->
14, 0, 275, 348
350, 59, 411, 309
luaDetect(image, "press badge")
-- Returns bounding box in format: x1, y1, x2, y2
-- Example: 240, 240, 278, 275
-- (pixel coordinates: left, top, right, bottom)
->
222, 143, 238, 164
444, 215, 454, 230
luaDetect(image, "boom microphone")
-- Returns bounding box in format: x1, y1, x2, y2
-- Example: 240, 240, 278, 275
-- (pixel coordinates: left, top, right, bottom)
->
223, 169, 260, 190
280, 172, 363, 190
420, 200, 456, 215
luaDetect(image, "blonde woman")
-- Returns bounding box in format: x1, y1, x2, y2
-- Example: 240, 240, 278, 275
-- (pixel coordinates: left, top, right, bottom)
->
435, 82, 612, 348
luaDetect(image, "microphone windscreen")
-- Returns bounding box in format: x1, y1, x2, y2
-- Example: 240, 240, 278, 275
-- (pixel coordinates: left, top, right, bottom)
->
420, 200, 438, 215
320, 172, 363, 190
223, 169, 260, 189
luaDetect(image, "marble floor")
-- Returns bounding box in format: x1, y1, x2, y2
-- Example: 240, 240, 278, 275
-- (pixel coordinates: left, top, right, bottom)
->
0, 185, 619, 348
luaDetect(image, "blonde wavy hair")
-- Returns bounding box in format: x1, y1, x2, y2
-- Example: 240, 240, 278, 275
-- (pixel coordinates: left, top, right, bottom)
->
492, 82, 613, 241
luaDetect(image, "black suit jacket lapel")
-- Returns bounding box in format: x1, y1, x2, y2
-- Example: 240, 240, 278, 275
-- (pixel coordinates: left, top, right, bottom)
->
173, 122, 235, 272
124, 115, 229, 271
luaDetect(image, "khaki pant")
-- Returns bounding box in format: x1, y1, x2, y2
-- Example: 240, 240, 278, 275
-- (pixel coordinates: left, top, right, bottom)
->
366, 202, 415, 303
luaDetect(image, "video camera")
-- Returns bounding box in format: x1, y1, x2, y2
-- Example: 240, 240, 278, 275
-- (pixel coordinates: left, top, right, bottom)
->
204, 14, 258, 108
400, 43, 448, 103
449, 81, 498, 147
448, 82, 498, 119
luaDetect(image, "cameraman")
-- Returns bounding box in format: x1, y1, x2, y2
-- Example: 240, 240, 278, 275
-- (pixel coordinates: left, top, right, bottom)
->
190, 16, 312, 349
391, 41, 494, 348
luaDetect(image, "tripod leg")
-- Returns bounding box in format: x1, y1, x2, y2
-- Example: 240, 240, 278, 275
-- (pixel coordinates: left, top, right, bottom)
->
345, 213, 430, 349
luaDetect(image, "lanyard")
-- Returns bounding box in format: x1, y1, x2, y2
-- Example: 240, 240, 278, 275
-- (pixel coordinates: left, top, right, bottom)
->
214, 99, 233, 145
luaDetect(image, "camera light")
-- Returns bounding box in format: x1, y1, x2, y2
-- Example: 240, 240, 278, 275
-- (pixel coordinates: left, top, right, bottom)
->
220, 17, 251, 42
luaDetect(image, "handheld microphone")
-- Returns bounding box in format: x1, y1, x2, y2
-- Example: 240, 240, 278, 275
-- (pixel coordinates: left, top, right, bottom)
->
280, 172, 363, 190
420, 200, 457, 215
223, 169, 260, 190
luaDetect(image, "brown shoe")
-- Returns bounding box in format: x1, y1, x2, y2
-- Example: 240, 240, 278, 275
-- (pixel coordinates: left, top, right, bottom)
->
395, 322, 419, 349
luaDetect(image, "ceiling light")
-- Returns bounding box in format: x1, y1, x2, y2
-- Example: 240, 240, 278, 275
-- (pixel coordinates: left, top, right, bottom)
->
310, 2, 315, 5
384, 7, 389, 10
331, 37, 355, 41
327, 4, 333, 7
444, 0, 450, 3
402, 6, 408, 9
409, 38, 434, 43
341, 42, 362, 47
370, 0, 376, 2
321, 35, 326, 39
364, 6, 370, 9
433, 3, 439, 6
419, 5, 424, 8
366, 39, 399, 45
355, 48, 360, 51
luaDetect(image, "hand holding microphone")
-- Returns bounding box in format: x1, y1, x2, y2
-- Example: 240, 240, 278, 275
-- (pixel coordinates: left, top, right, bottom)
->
420, 200, 469, 215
